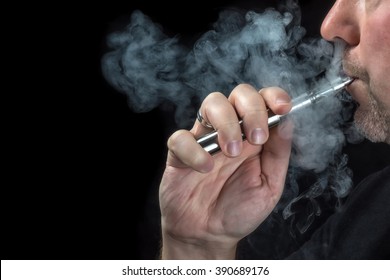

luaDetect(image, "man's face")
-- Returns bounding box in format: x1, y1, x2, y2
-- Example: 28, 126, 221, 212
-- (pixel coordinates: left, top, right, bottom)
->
321, 0, 390, 144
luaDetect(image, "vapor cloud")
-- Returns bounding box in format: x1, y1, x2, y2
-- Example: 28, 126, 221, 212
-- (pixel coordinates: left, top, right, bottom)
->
101, 0, 361, 240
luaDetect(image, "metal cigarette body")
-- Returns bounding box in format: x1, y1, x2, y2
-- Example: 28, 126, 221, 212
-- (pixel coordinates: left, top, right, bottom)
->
196, 76, 354, 155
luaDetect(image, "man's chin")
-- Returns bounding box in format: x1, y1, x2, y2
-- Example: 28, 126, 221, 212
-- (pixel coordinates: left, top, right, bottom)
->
353, 114, 390, 144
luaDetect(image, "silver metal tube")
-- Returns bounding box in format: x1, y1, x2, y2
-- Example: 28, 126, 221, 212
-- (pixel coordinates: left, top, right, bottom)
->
196, 76, 354, 155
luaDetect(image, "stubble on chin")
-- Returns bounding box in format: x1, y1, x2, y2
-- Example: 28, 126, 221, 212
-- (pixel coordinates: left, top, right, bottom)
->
353, 93, 390, 144
343, 49, 390, 144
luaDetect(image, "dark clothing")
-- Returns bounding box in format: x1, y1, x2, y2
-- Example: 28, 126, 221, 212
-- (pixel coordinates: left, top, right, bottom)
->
237, 164, 390, 259
287, 165, 390, 259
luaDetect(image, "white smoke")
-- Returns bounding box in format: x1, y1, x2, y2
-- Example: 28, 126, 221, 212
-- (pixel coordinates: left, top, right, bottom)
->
101, 0, 358, 237
101, 2, 340, 128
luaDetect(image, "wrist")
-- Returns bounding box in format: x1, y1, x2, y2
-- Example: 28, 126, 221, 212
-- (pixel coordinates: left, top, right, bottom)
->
160, 232, 237, 260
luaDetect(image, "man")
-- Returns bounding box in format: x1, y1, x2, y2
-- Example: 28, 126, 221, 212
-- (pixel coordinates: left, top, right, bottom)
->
158, 0, 390, 259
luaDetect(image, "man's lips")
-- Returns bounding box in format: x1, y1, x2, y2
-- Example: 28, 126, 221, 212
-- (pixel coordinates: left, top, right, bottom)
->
342, 69, 359, 91
344, 77, 364, 106
346, 76, 358, 89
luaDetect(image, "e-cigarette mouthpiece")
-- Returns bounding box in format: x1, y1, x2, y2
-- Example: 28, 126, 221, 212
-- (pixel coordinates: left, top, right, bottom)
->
197, 76, 354, 155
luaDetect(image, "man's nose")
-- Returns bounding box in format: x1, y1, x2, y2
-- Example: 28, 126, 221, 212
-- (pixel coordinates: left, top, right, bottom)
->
320, 0, 360, 46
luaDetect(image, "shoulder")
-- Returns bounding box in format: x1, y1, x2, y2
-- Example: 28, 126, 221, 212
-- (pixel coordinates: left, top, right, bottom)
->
287, 164, 390, 259
350, 165, 390, 201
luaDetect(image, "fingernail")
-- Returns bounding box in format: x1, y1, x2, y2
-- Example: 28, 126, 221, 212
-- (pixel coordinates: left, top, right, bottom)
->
227, 140, 241, 156
251, 128, 266, 144
275, 97, 290, 105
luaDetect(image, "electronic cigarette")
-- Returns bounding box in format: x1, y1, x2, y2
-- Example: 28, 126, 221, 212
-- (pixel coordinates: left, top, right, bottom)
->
196, 76, 354, 155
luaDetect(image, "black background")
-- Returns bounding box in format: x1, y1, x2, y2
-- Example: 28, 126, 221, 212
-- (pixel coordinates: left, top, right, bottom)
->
4, 0, 389, 260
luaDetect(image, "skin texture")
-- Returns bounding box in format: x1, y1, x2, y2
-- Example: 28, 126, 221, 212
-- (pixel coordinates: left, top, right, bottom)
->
158, 0, 390, 259
321, 0, 390, 144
